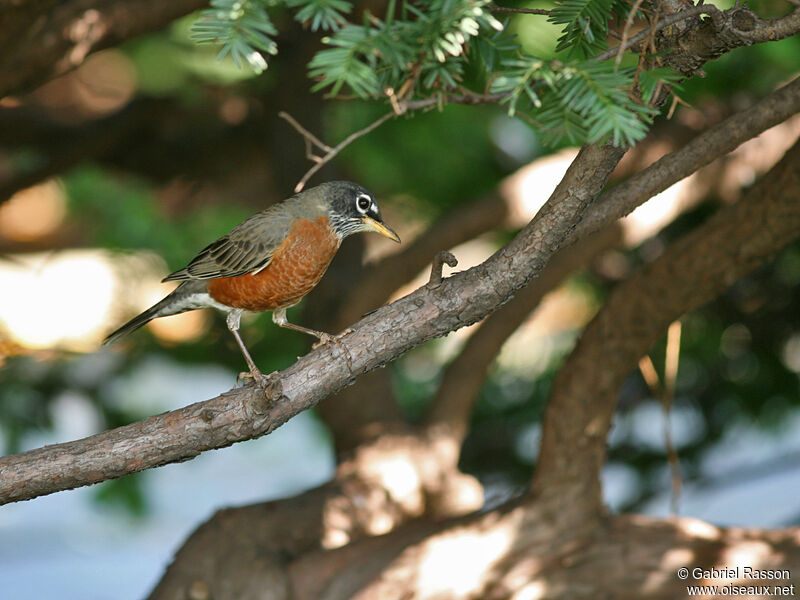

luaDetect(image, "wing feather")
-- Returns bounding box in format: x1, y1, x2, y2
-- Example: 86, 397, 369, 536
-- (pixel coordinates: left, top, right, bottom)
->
163, 206, 295, 282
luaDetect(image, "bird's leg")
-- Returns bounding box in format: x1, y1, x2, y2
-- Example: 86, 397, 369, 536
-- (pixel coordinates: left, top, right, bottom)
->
271, 307, 333, 342
226, 309, 264, 384
272, 308, 354, 372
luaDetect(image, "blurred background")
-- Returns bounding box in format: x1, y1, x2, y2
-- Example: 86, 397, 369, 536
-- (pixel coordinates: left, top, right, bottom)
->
1, 1, 800, 598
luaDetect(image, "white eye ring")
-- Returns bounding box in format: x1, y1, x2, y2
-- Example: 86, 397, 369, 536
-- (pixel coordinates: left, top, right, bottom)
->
356, 193, 372, 214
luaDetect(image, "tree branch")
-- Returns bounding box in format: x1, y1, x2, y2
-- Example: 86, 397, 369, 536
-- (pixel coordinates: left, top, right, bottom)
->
339, 70, 800, 331
489, 6, 551, 16
595, 4, 713, 63
533, 136, 800, 513
0, 142, 626, 505
279, 110, 397, 192
655, 5, 800, 76
0, 97, 285, 206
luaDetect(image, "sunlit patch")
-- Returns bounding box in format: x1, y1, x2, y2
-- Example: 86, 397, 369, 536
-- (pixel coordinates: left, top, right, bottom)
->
322, 528, 350, 549
416, 524, 514, 597
369, 455, 421, 508
622, 178, 691, 245
0, 252, 115, 350
502, 148, 579, 227
678, 518, 720, 541
513, 581, 547, 600
70, 50, 137, 115
781, 332, 800, 372
0, 250, 186, 352
719, 540, 774, 574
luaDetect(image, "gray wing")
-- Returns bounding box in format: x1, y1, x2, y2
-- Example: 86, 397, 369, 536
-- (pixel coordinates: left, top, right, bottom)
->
163, 207, 294, 282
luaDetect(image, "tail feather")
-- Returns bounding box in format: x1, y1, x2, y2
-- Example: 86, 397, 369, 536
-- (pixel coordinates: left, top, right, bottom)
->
103, 281, 213, 346
103, 305, 161, 346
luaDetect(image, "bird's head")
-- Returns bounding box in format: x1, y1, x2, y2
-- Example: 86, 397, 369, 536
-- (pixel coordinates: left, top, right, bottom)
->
321, 181, 401, 243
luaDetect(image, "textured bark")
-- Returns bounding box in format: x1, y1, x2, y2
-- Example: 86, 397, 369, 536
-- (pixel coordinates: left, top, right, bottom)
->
287, 506, 800, 600
655, 5, 800, 76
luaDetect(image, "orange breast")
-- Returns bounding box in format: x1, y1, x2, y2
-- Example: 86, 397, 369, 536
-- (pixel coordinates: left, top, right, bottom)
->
207, 216, 340, 312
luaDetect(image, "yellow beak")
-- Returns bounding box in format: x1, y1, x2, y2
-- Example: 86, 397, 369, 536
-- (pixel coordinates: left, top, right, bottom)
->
363, 215, 401, 243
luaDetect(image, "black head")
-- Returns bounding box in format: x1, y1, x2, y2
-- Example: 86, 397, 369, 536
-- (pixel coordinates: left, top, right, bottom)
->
321, 181, 401, 243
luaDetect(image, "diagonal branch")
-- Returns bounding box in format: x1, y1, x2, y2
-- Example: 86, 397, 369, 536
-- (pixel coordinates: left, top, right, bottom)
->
533, 135, 800, 513
0, 142, 626, 505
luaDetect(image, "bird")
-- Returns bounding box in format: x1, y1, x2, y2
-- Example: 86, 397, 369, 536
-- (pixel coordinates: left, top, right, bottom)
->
103, 181, 400, 380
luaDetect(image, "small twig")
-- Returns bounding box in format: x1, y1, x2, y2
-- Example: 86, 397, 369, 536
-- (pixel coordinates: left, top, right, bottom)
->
283, 89, 512, 193
616, 0, 647, 68
631, 10, 660, 92
489, 6, 552, 16
666, 92, 691, 119
638, 355, 661, 395
278, 111, 331, 155
385, 87, 407, 115
405, 90, 508, 111
638, 322, 684, 517
427, 251, 458, 287
284, 111, 396, 192
594, 4, 715, 62
662, 320, 683, 516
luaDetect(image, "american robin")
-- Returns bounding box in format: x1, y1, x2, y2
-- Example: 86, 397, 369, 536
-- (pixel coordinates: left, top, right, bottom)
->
103, 181, 400, 379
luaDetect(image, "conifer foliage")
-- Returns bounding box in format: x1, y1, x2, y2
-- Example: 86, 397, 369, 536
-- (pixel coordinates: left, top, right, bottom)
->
192, 0, 680, 147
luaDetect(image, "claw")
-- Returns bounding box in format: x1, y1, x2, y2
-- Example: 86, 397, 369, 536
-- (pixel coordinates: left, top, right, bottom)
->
313, 332, 354, 373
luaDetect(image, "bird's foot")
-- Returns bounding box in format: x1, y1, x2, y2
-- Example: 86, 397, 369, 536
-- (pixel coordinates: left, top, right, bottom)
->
312, 331, 354, 373
310, 332, 336, 349
237, 367, 275, 393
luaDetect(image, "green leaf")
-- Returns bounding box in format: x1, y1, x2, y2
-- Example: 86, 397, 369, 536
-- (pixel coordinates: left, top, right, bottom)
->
639, 67, 684, 104
549, 0, 630, 58
191, 0, 278, 74
285, 0, 352, 31
493, 57, 656, 147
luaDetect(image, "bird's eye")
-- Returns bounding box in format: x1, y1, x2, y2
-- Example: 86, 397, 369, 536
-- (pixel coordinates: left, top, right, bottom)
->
356, 194, 372, 213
